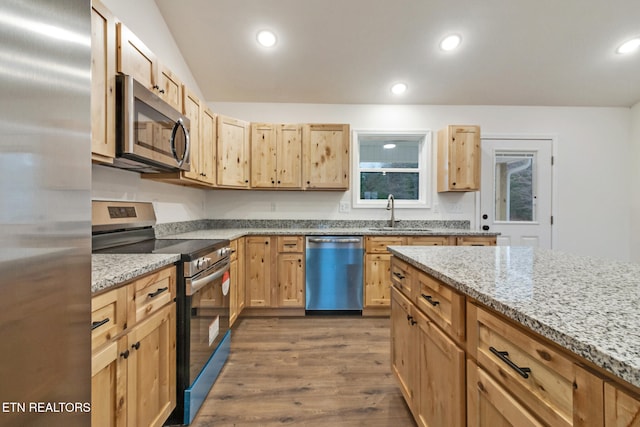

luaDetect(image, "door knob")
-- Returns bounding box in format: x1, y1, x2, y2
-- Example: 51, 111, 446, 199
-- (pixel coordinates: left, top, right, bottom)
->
482, 225, 490, 231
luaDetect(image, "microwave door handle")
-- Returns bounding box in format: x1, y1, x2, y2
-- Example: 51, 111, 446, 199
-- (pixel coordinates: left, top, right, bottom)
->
186, 262, 229, 296
171, 118, 189, 168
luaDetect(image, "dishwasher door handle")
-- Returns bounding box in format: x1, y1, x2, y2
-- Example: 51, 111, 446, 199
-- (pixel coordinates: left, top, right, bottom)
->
307, 237, 362, 244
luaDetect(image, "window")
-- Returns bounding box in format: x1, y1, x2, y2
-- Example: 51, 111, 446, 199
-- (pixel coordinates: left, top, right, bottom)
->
352, 130, 431, 208
494, 152, 536, 222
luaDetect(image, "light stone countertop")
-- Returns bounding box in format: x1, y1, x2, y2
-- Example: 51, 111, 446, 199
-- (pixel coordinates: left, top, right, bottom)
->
387, 245, 640, 389
160, 227, 496, 241
92, 253, 180, 294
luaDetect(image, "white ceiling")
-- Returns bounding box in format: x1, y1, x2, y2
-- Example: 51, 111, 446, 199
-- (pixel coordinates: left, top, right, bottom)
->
154, 0, 640, 107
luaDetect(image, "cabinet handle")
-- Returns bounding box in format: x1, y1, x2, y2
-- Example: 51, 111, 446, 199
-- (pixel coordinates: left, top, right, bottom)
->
393, 272, 405, 280
159, 89, 165, 94
406, 314, 417, 325
421, 293, 440, 306
120, 349, 130, 359
489, 346, 531, 379
152, 84, 159, 90
131, 341, 141, 351
148, 287, 168, 298
91, 318, 110, 331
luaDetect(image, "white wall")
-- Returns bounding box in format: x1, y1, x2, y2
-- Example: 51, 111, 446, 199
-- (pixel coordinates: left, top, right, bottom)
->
631, 102, 640, 262
208, 103, 632, 260
92, 165, 207, 222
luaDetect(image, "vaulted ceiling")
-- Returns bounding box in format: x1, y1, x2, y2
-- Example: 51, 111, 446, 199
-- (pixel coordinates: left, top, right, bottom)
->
155, 0, 640, 107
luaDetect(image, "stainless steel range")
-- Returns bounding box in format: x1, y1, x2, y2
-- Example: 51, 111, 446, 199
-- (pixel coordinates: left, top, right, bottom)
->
92, 200, 231, 425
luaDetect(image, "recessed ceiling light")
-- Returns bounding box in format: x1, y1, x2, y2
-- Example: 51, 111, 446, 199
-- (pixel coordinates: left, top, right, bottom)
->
391, 83, 408, 95
383, 143, 396, 149
440, 34, 462, 51
257, 30, 277, 47
616, 37, 640, 54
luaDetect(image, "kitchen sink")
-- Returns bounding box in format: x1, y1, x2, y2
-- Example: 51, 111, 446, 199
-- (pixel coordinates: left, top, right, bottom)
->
368, 227, 432, 232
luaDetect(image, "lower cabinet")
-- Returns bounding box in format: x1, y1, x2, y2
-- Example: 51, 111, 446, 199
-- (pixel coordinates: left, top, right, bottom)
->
229, 237, 245, 326
91, 266, 176, 427
604, 382, 640, 426
390, 256, 639, 427
391, 286, 465, 427
415, 308, 465, 427
245, 236, 305, 309
126, 304, 176, 427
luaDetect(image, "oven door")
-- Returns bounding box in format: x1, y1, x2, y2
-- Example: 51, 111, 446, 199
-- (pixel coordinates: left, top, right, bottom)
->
185, 258, 230, 385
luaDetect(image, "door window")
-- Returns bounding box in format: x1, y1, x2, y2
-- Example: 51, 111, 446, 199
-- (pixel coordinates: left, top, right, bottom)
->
494, 152, 536, 222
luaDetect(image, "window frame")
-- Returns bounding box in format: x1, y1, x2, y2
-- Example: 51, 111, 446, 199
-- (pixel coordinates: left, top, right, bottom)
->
351, 129, 432, 209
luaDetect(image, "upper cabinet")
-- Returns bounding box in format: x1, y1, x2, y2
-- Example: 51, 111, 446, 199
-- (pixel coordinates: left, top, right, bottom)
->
116, 23, 183, 112
250, 123, 302, 189
303, 124, 350, 190
217, 115, 250, 188
437, 125, 481, 192
90, 0, 117, 164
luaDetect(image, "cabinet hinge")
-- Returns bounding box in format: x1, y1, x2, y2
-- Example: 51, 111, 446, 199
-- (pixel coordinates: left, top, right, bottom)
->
550, 216, 554, 225
551, 156, 554, 166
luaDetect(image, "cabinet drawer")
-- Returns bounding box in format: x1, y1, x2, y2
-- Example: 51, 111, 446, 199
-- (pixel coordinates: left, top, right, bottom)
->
132, 266, 176, 324
455, 236, 496, 246
468, 303, 577, 427
390, 257, 413, 299
408, 236, 450, 246
277, 236, 303, 253
366, 236, 407, 253
91, 285, 128, 352
415, 271, 465, 342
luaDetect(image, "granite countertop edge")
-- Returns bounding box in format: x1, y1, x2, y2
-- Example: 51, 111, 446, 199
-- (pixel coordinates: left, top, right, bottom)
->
388, 246, 640, 390
91, 254, 180, 294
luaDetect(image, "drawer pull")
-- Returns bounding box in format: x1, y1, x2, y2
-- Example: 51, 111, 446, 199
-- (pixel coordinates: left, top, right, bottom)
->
393, 272, 406, 280
489, 346, 532, 379
406, 315, 417, 326
421, 293, 440, 306
148, 287, 169, 298
91, 318, 110, 331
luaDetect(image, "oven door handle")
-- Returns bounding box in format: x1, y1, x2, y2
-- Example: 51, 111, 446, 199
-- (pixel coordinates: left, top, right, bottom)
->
186, 260, 229, 296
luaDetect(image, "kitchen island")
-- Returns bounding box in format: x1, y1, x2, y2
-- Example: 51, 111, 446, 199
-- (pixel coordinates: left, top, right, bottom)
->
388, 245, 640, 426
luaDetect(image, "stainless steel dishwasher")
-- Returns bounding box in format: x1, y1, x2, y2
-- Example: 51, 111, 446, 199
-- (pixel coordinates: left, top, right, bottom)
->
305, 236, 364, 312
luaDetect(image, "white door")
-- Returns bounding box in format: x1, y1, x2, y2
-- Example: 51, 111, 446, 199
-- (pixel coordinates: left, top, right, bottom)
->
480, 138, 553, 248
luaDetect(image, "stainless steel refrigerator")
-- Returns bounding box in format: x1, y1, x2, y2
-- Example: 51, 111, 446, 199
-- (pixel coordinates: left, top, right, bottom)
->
0, 1, 91, 426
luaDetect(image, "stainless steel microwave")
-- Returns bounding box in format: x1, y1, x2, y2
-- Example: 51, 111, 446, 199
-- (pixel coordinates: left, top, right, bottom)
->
114, 74, 190, 173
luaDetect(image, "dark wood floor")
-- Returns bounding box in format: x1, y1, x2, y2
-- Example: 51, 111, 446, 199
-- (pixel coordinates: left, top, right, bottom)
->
189, 316, 416, 427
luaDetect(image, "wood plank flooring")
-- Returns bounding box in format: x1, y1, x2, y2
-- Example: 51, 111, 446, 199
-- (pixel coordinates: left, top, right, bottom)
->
189, 316, 416, 427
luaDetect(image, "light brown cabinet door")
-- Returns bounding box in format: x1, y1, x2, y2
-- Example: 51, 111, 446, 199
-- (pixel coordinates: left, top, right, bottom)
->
437, 125, 480, 192
229, 257, 238, 326
245, 237, 273, 307
276, 124, 303, 188
303, 124, 350, 189
416, 310, 465, 427
364, 253, 391, 307
91, 0, 116, 164
182, 88, 201, 182
116, 23, 157, 91
250, 123, 278, 188
277, 253, 305, 307
391, 287, 416, 408
126, 304, 176, 427
199, 106, 217, 185
157, 64, 183, 112
604, 382, 640, 427
218, 115, 250, 188
91, 338, 127, 427
467, 359, 544, 427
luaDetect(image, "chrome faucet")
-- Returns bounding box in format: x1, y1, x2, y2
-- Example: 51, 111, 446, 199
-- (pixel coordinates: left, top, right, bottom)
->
386, 194, 395, 227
